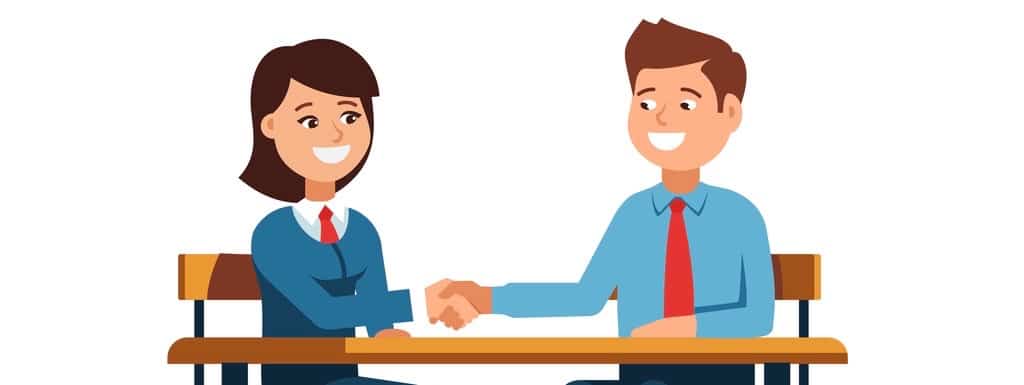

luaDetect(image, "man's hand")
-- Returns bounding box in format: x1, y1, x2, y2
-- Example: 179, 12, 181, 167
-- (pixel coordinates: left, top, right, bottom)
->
374, 328, 410, 338
439, 280, 493, 314
426, 279, 492, 330
630, 315, 697, 338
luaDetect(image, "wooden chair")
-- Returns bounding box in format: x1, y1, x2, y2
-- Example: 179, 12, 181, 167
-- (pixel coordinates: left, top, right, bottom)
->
179, 254, 261, 385
178, 253, 823, 385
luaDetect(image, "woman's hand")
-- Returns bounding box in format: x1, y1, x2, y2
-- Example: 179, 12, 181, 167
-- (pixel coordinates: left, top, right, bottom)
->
374, 328, 411, 338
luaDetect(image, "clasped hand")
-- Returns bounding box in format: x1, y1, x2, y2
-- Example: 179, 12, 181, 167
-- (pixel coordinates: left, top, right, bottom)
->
426, 279, 491, 330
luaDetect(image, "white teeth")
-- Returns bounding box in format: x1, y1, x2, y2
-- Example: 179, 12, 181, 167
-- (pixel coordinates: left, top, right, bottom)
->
312, 145, 351, 164
648, 132, 686, 151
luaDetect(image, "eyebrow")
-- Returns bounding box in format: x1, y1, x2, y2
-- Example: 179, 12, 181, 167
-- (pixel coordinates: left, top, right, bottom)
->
680, 87, 703, 98
338, 100, 358, 107
294, 102, 313, 112
636, 87, 656, 96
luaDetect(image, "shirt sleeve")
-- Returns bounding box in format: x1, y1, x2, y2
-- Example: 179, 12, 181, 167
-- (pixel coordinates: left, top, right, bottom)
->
695, 205, 775, 337
491, 205, 625, 317
252, 217, 412, 332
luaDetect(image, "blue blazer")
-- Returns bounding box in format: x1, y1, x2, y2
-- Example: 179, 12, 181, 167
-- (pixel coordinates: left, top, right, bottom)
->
252, 207, 412, 384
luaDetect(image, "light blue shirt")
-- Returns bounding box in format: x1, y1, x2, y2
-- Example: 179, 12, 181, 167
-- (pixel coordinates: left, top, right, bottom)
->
492, 182, 774, 337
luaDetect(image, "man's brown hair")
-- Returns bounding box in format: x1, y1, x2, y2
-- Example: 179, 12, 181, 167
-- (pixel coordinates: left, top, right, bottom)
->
625, 19, 746, 112
240, 39, 379, 202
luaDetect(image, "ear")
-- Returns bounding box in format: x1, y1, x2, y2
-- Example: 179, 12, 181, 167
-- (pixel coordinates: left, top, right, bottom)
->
722, 93, 743, 132
260, 114, 276, 139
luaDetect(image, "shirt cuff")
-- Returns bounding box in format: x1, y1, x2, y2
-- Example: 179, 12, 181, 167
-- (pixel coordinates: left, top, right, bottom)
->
490, 284, 512, 315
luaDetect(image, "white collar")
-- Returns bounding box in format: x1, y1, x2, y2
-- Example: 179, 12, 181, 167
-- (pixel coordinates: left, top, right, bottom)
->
294, 197, 347, 225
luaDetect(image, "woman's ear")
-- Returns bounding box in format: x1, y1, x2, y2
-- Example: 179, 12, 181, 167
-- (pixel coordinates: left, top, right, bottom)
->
260, 114, 276, 139
722, 93, 743, 132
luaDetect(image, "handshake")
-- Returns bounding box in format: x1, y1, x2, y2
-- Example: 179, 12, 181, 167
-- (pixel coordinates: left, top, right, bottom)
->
425, 279, 493, 330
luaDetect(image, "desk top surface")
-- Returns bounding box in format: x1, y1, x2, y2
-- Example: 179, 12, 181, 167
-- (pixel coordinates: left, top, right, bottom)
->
168, 337, 847, 365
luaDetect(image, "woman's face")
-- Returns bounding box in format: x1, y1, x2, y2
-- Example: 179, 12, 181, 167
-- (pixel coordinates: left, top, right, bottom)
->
260, 79, 372, 183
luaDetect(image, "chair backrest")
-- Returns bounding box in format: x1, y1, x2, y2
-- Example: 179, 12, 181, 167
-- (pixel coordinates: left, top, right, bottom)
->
178, 253, 821, 301
179, 254, 261, 300
767, 253, 821, 300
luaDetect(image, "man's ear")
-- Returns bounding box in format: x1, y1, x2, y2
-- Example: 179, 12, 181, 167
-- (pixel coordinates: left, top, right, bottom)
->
260, 114, 276, 139
722, 93, 743, 132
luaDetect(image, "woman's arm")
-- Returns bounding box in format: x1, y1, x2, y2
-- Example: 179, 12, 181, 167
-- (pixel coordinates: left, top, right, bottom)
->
255, 259, 410, 331
252, 214, 411, 331
350, 212, 413, 336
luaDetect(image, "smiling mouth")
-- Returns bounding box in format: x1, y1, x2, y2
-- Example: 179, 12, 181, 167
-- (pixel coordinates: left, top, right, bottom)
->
648, 132, 686, 151
312, 145, 351, 164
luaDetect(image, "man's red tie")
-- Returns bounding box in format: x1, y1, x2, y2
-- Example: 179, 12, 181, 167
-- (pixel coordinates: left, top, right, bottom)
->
319, 206, 339, 244
664, 198, 695, 317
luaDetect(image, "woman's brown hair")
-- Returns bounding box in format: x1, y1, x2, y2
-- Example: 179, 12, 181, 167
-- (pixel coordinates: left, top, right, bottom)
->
240, 39, 379, 202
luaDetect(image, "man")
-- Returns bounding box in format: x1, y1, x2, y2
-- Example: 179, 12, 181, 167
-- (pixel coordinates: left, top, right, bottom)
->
430, 19, 773, 385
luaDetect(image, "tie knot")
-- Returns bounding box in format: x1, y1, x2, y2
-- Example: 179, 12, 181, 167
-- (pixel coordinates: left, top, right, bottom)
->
669, 198, 686, 213
318, 206, 333, 221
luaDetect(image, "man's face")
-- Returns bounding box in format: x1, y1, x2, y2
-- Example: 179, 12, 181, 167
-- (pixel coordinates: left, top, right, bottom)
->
627, 61, 742, 171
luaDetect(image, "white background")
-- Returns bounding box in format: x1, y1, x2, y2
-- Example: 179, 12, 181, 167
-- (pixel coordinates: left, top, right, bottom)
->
1, 1, 1022, 384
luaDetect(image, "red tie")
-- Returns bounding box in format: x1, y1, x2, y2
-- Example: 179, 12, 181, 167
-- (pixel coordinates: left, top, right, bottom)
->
664, 198, 695, 317
319, 206, 339, 244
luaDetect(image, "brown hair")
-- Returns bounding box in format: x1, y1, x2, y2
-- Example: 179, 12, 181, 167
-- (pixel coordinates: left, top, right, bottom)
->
240, 39, 379, 202
625, 19, 745, 112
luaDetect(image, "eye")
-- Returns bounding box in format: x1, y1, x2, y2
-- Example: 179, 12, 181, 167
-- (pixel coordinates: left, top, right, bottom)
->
340, 111, 362, 125
640, 99, 657, 111
680, 99, 697, 111
297, 116, 319, 129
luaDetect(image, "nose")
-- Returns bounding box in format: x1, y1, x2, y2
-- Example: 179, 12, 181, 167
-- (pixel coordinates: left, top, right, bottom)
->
655, 105, 669, 127
329, 120, 344, 143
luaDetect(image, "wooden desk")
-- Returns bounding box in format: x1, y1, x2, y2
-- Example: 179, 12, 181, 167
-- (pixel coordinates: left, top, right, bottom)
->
168, 337, 847, 384
175, 254, 843, 384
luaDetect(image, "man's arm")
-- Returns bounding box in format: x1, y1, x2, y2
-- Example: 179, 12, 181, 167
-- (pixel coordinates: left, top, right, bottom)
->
439, 206, 627, 320
694, 207, 775, 337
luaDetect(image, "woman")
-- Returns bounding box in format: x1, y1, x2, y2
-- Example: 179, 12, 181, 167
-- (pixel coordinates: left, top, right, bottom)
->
241, 39, 413, 385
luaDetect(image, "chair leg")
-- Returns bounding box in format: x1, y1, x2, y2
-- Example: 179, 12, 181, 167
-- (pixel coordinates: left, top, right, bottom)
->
194, 365, 203, 385
194, 300, 204, 385
799, 299, 809, 385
